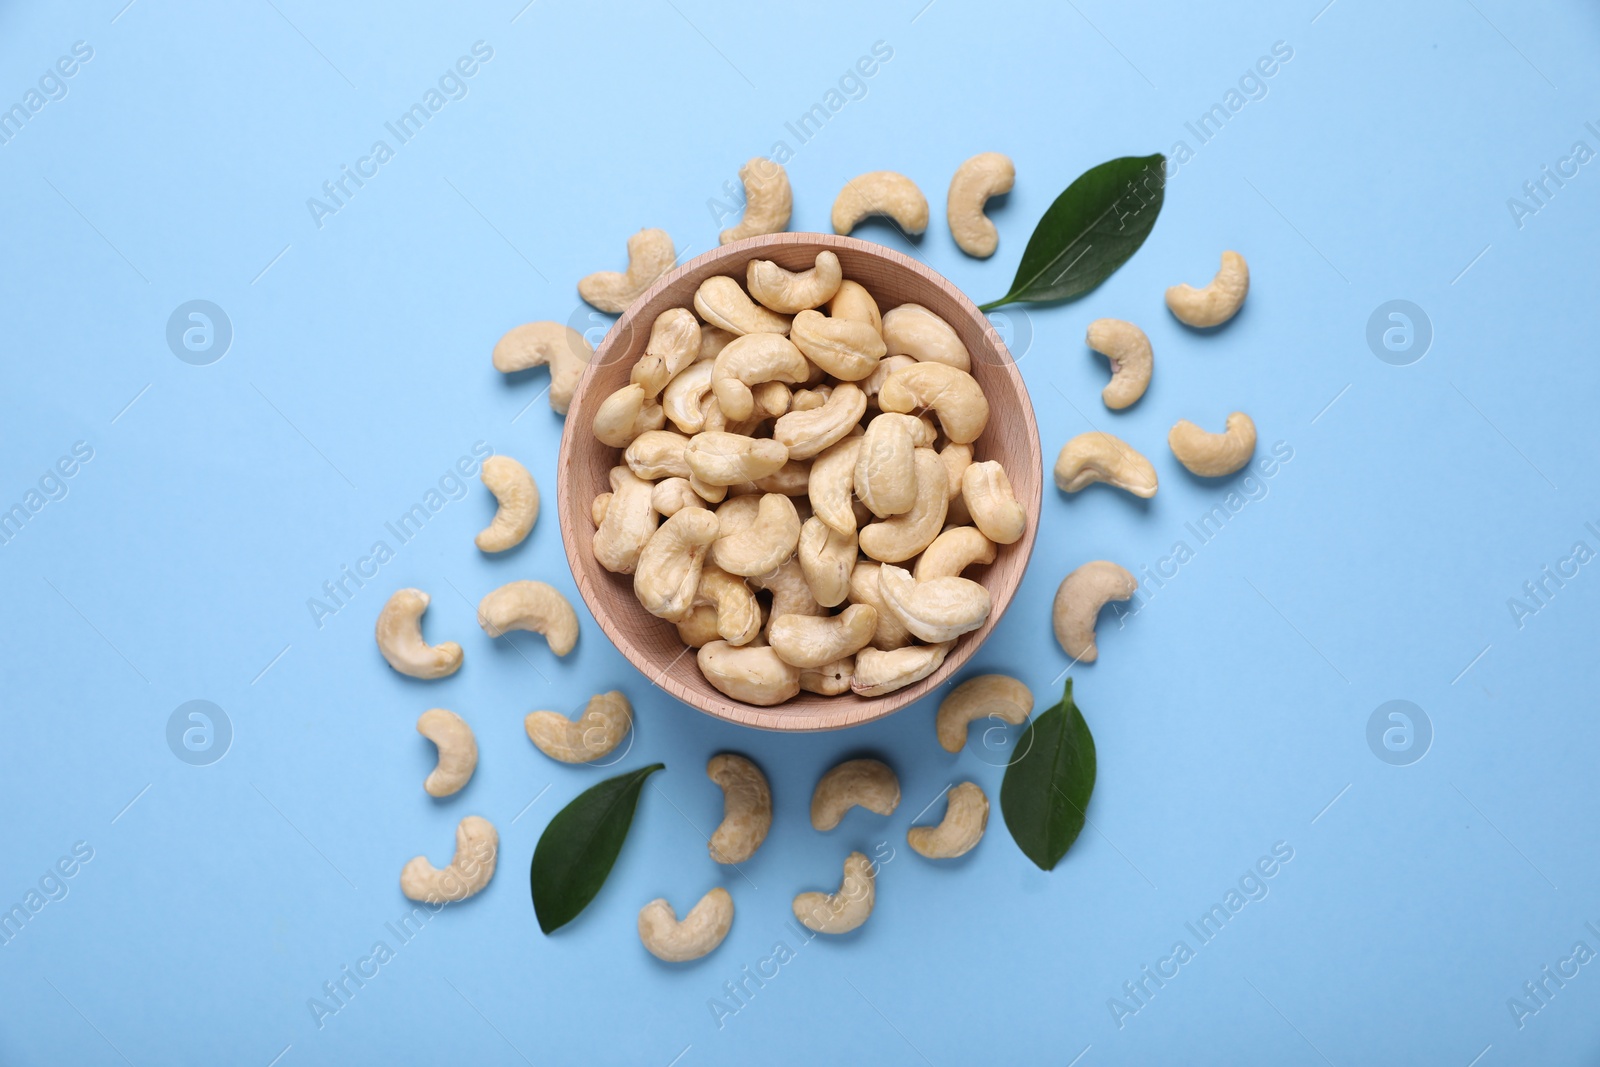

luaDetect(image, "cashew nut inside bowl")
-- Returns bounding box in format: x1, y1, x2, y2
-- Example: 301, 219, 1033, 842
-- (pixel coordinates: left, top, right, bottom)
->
1053, 561, 1138, 663
525, 691, 632, 764
832, 171, 930, 236
935, 673, 1033, 753
882, 302, 972, 371
851, 643, 953, 698
1166, 250, 1250, 328
907, 781, 990, 859
638, 888, 735, 963
1168, 412, 1257, 477
375, 588, 463, 680
793, 851, 876, 934
708, 753, 771, 864
417, 708, 477, 797
578, 228, 676, 314
1086, 318, 1152, 410
476, 580, 579, 656
491, 322, 592, 415
1054, 432, 1159, 499
720, 157, 791, 245
747, 251, 843, 314
400, 816, 498, 904
811, 758, 900, 830
475, 455, 538, 553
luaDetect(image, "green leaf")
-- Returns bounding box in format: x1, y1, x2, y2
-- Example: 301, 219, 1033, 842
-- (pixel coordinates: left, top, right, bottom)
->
531, 763, 664, 933
979, 154, 1166, 311
1000, 679, 1097, 870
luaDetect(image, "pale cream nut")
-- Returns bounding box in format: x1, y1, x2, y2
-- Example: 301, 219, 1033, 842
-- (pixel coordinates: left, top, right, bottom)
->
694, 276, 794, 337
832, 171, 929, 235
936, 674, 1032, 753
400, 816, 497, 904
1053, 561, 1138, 663
793, 851, 875, 934
960, 461, 1026, 545
639, 888, 734, 962
769, 604, 878, 669
707, 753, 771, 864
907, 781, 989, 859
1168, 412, 1256, 477
634, 508, 720, 621
417, 708, 477, 797
914, 526, 996, 581
1166, 250, 1249, 327
878, 362, 989, 444
593, 384, 666, 449
882, 303, 971, 371
1086, 318, 1152, 410
579, 228, 675, 313
491, 322, 592, 414
811, 758, 900, 830
592, 465, 659, 574
850, 642, 953, 696
876, 564, 991, 644
477, 580, 579, 656
720, 157, 792, 244
475, 455, 539, 553
525, 691, 632, 764
710, 332, 809, 420
859, 449, 948, 563
747, 251, 843, 314
789, 309, 886, 382
1054, 432, 1158, 498
376, 588, 463, 680
826, 280, 883, 334
697, 641, 801, 705
631, 308, 702, 399
947, 152, 1015, 258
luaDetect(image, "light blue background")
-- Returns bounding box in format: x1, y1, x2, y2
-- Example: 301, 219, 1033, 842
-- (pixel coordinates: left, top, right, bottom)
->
2, 0, 1597, 1063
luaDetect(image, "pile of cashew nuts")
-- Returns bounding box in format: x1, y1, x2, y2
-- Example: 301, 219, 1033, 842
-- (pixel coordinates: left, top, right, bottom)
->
584, 246, 1029, 707
1052, 250, 1257, 664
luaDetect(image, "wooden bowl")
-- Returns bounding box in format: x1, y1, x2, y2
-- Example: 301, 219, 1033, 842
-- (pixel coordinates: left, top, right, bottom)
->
556, 233, 1042, 731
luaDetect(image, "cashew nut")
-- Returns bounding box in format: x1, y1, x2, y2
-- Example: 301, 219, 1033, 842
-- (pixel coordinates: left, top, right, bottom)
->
750, 380, 790, 420
686, 432, 790, 487
832, 171, 929, 236
695, 565, 761, 646
400, 816, 497, 904
711, 493, 799, 576
877, 564, 991, 643
720, 157, 792, 244
914, 525, 996, 581
711, 333, 809, 420
591, 493, 612, 527
789, 310, 886, 382
708, 753, 771, 864
747, 251, 843, 314
1086, 318, 1152, 410
652, 477, 705, 516
579, 228, 675, 313
1168, 412, 1256, 477
594, 383, 666, 448
625, 429, 693, 481
826, 280, 883, 334
662, 360, 716, 434
638, 888, 734, 962
794, 851, 875, 934
753, 459, 811, 497
773, 384, 867, 460
809, 437, 862, 535
699, 325, 736, 362
882, 303, 971, 371
847, 562, 916, 650
697, 641, 801, 705
676, 604, 721, 648
694, 276, 793, 337
525, 690, 632, 764
475, 455, 539, 553
417, 708, 477, 797
946, 152, 1015, 258
938, 443, 973, 499
936, 674, 1032, 753
961, 461, 1026, 545
851, 642, 952, 696
375, 589, 463, 680
859, 448, 948, 563
907, 782, 989, 859
750, 557, 825, 621
1166, 250, 1249, 327
878, 362, 989, 444
1053, 432, 1158, 498
769, 604, 878, 669
800, 657, 855, 695
1052, 561, 1137, 663
853, 413, 916, 519
811, 758, 900, 829
860, 354, 916, 401
635, 508, 720, 621
790, 386, 831, 412
632, 308, 701, 399
592, 465, 659, 574
491, 322, 592, 414
477, 580, 579, 656
797, 516, 856, 607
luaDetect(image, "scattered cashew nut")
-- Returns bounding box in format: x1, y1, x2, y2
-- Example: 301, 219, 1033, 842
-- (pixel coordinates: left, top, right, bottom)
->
1086, 318, 1152, 410
476, 580, 579, 655
811, 758, 900, 830
1168, 412, 1257, 477
491, 322, 592, 414
417, 708, 477, 797
936, 674, 1032, 753
400, 815, 497, 903
907, 781, 989, 859
947, 152, 1015, 258
720, 157, 792, 244
525, 690, 632, 764
1052, 561, 1137, 663
375, 588, 463, 680
1166, 250, 1249, 327
638, 888, 734, 962
832, 171, 929, 235
1054, 432, 1159, 498
475, 455, 538, 553
579, 228, 675, 313
793, 851, 875, 935
707, 753, 771, 864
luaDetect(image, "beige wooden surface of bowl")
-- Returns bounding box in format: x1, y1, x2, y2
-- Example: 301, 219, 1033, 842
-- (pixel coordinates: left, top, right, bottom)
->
556, 232, 1042, 731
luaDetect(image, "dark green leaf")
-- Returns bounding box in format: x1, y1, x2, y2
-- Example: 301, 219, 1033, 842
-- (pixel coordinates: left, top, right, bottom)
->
1000, 679, 1097, 870
531, 763, 664, 933
980, 154, 1166, 311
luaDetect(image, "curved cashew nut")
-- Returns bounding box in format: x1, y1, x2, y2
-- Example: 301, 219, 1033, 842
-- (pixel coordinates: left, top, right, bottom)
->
861, 353, 916, 400
662, 360, 716, 434
855, 414, 918, 519
1086, 318, 1152, 410
635, 508, 720, 621
1166, 250, 1249, 328
632, 308, 701, 399
907, 781, 989, 859
961, 461, 1026, 546
591, 493, 612, 527
751, 380, 791, 419
800, 657, 855, 696
1169, 412, 1256, 477
475, 455, 539, 553
651, 477, 705, 517
699, 325, 737, 362
877, 564, 991, 644
625, 429, 693, 482
593, 383, 666, 448
882, 303, 971, 371
400, 816, 497, 904
790, 310, 886, 382
859, 449, 948, 563
592, 465, 659, 574
477, 580, 579, 655
751, 557, 825, 623
686, 432, 791, 487
769, 604, 878, 669
790, 386, 831, 412
936, 674, 1032, 753
809, 437, 862, 535
578, 228, 675, 313
773, 384, 867, 461
797, 516, 856, 607
491, 322, 592, 414
695, 565, 761, 646
1053, 561, 1137, 662
376, 589, 463, 680
676, 604, 721, 648
1054, 432, 1158, 498
847, 561, 916, 650
417, 708, 477, 797
697, 641, 800, 705
747, 251, 843, 314
710, 333, 809, 420
939, 443, 973, 499
694, 276, 793, 337
915, 525, 996, 581
811, 758, 900, 830
947, 152, 1015, 258
639, 888, 734, 962
794, 852, 875, 934
851, 642, 953, 696
827, 280, 883, 334
708, 753, 771, 864
711, 493, 799, 576
832, 171, 929, 236
720, 157, 792, 244
525, 690, 632, 764
878, 363, 989, 444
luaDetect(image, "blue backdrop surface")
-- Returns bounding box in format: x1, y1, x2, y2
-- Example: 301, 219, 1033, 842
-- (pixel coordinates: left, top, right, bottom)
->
2, 1, 1598, 1064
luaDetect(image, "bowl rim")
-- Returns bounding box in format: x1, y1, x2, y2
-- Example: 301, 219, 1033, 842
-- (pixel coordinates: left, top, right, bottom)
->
556, 231, 1042, 731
